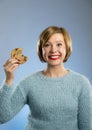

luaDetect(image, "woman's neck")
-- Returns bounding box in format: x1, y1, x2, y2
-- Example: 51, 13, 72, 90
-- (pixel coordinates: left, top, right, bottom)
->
42, 65, 68, 78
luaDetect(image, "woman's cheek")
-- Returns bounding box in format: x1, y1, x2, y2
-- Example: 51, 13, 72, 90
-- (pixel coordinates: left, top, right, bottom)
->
59, 48, 66, 59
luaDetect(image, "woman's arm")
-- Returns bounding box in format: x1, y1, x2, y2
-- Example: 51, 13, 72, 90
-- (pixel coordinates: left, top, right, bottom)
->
0, 80, 27, 124
78, 78, 92, 130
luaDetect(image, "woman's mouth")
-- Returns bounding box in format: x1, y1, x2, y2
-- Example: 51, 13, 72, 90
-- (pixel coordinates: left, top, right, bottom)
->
48, 55, 60, 60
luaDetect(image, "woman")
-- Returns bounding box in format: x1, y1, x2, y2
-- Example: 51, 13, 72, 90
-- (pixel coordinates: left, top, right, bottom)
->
0, 26, 92, 130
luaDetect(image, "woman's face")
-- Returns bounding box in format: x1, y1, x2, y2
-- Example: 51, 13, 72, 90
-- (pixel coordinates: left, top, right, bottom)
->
42, 33, 66, 66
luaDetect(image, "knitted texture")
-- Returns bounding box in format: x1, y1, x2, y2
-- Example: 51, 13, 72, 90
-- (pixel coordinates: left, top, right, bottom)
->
0, 70, 92, 130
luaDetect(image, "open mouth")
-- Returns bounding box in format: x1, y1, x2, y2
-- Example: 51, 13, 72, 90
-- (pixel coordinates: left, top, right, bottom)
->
48, 55, 60, 60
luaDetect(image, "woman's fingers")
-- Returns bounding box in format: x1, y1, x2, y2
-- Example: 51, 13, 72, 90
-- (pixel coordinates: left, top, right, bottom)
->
3, 58, 20, 76
4, 59, 19, 67
3, 58, 20, 85
4, 63, 19, 72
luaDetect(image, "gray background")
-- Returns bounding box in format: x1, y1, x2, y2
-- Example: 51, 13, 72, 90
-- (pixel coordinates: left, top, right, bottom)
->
0, 0, 92, 130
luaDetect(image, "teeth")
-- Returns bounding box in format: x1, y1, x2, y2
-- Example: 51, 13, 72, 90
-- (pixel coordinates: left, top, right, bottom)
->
49, 56, 59, 58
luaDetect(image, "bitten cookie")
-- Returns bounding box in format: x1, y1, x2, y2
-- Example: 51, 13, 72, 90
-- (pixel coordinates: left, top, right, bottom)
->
11, 48, 28, 64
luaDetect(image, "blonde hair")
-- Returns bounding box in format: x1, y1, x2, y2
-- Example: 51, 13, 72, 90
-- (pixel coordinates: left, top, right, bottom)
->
37, 26, 72, 62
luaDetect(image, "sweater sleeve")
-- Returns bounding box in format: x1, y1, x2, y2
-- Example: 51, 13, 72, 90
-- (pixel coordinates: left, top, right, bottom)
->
0, 80, 27, 124
78, 78, 92, 130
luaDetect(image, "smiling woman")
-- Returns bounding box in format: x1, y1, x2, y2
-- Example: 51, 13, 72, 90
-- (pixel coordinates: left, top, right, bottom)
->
37, 26, 72, 63
42, 33, 66, 65
37, 26, 72, 77
0, 26, 92, 130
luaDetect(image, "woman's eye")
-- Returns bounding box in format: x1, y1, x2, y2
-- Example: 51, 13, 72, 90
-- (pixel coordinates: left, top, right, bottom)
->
44, 44, 50, 47
57, 43, 62, 46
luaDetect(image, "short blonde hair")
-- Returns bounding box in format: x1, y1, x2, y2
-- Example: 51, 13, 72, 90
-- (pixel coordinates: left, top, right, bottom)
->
37, 26, 72, 62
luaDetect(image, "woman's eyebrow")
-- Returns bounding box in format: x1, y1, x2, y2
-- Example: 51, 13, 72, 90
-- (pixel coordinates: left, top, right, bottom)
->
56, 40, 64, 42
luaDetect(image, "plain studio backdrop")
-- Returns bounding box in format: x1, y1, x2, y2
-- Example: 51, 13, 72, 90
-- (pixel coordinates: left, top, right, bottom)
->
0, 0, 92, 130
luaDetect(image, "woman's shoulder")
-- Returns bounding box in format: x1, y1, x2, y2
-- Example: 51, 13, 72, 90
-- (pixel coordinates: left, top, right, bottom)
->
21, 71, 42, 82
17, 71, 42, 91
69, 69, 91, 86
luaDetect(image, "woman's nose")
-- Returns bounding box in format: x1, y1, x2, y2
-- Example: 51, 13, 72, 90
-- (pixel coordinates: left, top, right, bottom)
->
50, 45, 57, 53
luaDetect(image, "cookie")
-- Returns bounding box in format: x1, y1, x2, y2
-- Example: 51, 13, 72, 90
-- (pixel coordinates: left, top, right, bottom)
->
11, 48, 28, 64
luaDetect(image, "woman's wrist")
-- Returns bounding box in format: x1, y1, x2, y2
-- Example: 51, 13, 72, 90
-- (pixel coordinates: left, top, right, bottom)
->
5, 79, 13, 86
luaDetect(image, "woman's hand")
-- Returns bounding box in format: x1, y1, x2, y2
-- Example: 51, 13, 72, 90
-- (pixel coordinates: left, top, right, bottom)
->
3, 58, 19, 85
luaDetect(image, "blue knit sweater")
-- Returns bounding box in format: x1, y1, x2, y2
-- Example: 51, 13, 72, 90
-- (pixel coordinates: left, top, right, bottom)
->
0, 70, 92, 130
